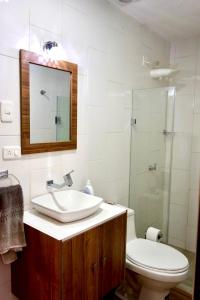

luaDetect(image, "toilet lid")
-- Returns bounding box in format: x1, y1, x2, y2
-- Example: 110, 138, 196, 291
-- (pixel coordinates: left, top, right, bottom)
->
127, 239, 189, 273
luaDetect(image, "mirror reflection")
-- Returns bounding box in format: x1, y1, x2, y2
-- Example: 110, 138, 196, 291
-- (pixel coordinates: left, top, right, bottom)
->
29, 64, 71, 144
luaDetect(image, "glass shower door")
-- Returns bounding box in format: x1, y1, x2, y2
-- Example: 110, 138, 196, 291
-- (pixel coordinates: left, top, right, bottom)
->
129, 87, 175, 242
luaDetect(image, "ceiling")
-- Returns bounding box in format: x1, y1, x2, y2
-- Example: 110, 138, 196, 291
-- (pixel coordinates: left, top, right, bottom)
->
109, 0, 200, 41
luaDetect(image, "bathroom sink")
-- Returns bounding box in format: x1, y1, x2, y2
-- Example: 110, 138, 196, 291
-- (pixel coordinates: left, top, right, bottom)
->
31, 190, 103, 223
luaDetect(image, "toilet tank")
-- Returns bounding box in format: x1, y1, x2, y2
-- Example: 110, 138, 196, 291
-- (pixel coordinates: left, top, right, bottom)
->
127, 208, 137, 242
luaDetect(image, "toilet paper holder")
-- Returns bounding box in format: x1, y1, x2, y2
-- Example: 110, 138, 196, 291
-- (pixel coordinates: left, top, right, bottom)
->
145, 227, 163, 242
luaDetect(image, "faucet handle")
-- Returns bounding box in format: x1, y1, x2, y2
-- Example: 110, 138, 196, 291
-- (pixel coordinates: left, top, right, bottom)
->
66, 170, 74, 176
64, 170, 74, 187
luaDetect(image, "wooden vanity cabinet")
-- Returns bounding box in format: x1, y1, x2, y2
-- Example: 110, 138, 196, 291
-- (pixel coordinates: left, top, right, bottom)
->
11, 213, 126, 300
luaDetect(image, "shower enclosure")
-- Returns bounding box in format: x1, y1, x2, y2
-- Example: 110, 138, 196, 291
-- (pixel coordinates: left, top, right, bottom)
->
129, 86, 176, 242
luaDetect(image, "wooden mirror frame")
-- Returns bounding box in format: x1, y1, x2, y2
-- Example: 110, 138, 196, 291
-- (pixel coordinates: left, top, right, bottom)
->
20, 49, 77, 154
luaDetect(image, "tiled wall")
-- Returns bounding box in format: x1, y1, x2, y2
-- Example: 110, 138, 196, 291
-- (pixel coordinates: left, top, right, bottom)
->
168, 37, 200, 252
0, 0, 169, 298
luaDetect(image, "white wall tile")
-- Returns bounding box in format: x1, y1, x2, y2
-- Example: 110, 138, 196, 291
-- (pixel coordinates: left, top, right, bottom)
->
0, 0, 29, 58
62, 0, 88, 14
172, 133, 192, 170
168, 237, 186, 249
30, 0, 62, 34
168, 203, 187, 244
107, 28, 127, 83
77, 74, 89, 135
186, 226, 197, 252
0, 55, 20, 136
105, 82, 127, 133
87, 18, 109, 53
170, 190, 189, 207
174, 94, 194, 133
88, 160, 105, 197
190, 153, 200, 190
172, 38, 197, 58
103, 133, 127, 181
88, 106, 106, 161
61, 3, 89, 70
174, 56, 196, 95
88, 48, 107, 107
171, 170, 190, 195
187, 190, 199, 228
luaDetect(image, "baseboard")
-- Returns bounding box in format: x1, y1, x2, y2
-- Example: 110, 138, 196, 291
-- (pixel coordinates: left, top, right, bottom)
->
170, 287, 192, 300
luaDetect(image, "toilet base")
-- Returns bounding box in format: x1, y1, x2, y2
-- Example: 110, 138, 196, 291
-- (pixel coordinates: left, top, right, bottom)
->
138, 286, 169, 300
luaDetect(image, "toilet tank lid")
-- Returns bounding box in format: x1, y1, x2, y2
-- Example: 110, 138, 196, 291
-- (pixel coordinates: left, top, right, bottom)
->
116, 204, 135, 216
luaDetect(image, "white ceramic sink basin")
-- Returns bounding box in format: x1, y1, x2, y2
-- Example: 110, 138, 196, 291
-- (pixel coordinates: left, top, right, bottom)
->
31, 190, 103, 223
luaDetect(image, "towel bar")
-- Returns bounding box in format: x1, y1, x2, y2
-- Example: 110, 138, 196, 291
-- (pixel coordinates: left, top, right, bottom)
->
0, 170, 20, 185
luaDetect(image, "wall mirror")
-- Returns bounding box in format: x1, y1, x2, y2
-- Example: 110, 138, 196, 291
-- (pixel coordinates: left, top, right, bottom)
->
20, 49, 77, 154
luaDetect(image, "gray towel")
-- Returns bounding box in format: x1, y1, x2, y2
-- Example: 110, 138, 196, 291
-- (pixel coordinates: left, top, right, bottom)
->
0, 184, 26, 264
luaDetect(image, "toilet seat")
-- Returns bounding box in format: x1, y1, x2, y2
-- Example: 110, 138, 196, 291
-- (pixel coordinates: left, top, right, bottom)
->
127, 239, 189, 274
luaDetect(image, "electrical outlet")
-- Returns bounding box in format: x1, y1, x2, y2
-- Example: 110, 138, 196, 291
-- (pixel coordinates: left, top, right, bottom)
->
3, 146, 21, 160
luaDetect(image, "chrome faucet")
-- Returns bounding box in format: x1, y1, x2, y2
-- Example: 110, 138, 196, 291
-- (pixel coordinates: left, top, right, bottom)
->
47, 170, 74, 189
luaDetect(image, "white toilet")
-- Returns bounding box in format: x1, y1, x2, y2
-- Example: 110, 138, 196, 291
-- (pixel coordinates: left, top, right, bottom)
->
126, 208, 189, 300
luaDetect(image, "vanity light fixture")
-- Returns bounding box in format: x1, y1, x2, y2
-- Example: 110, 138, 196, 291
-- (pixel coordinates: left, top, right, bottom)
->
43, 41, 58, 52
42, 40, 67, 61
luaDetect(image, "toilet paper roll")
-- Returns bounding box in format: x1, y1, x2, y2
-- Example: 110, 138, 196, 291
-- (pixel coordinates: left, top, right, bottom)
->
145, 227, 163, 242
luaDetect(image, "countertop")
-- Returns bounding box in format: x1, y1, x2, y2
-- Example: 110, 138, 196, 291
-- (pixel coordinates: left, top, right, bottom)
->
24, 203, 127, 241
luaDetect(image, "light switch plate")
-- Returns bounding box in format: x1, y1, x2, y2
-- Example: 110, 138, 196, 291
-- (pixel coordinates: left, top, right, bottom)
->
0, 101, 13, 122
3, 146, 21, 160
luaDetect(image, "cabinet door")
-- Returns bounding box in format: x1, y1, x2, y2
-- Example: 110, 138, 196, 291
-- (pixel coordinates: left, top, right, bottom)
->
100, 214, 127, 297
11, 225, 62, 300
62, 226, 100, 300
62, 235, 84, 300
83, 226, 100, 300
